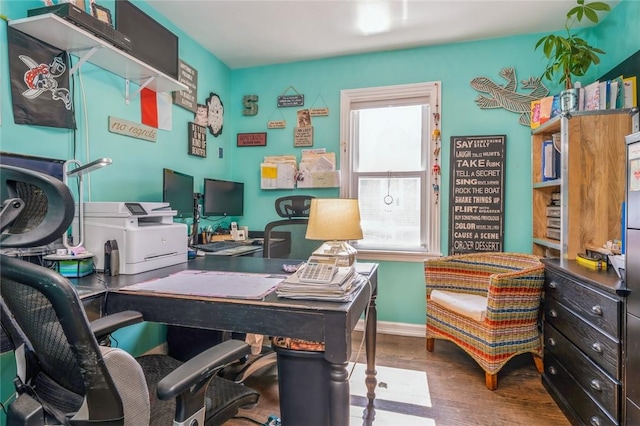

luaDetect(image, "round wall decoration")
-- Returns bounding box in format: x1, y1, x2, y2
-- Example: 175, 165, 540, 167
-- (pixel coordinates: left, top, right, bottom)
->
207, 92, 224, 137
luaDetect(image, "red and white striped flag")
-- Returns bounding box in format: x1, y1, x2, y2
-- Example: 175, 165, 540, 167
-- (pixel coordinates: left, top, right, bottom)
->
141, 88, 172, 131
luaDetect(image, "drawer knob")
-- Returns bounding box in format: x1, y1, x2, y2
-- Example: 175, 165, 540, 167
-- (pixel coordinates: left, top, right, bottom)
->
547, 309, 557, 318
591, 305, 603, 316
548, 281, 557, 290
589, 416, 602, 426
591, 342, 603, 354
547, 337, 556, 347
547, 366, 557, 375
590, 379, 602, 391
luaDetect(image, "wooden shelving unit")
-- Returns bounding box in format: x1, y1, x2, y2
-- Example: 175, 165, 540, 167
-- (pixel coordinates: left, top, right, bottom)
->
9, 13, 187, 98
531, 110, 638, 259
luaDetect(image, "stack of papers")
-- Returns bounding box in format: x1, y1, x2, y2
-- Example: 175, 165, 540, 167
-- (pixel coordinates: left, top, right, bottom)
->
276, 267, 364, 302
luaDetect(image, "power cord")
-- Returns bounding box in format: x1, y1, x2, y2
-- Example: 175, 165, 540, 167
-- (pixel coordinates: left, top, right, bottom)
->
232, 414, 281, 425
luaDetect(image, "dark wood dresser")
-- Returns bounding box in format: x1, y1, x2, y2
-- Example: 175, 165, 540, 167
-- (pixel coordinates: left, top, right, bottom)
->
541, 259, 627, 426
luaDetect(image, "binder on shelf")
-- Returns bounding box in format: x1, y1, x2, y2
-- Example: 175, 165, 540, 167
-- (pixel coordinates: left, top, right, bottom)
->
542, 140, 559, 181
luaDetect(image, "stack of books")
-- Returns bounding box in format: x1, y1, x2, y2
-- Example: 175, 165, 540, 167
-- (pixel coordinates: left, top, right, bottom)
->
581, 76, 637, 111
546, 192, 561, 240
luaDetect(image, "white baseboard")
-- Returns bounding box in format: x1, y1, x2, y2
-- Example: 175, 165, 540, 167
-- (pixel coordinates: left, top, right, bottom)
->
354, 320, 425, 338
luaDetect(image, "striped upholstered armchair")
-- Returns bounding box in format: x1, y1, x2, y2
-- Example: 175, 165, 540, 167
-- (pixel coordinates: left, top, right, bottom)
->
424, 252, 545, 390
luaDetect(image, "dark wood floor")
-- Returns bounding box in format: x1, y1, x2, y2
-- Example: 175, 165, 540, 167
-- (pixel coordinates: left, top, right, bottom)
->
226, 332, 570, 425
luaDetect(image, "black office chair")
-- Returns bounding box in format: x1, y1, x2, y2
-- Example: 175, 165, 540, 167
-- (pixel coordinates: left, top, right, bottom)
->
263, 195, 317, 260
0, 165, 259, 425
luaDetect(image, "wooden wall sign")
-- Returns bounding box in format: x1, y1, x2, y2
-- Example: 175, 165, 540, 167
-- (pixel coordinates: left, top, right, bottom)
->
267, 120, 286, 129
108, 116, 156, 142
237, 132, 267, 147
173, 60, 198, 113
449, 135, 505, 254
188, 122, 207, 157
309, 107, 329, 116
294, 126, 313, 147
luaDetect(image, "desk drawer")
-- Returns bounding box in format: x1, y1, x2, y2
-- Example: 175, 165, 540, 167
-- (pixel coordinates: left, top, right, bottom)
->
544, 351, 618, 426
545, 298, 619, 378
545, 269, 620, 337
545, 323, 619, 416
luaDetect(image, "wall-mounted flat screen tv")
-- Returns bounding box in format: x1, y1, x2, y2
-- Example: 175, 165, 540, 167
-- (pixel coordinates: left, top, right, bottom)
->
203, 178, 244, 217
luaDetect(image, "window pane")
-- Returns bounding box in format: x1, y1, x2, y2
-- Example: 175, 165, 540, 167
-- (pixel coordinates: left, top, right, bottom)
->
357, 176, 422, 247
357, 105, 424, 172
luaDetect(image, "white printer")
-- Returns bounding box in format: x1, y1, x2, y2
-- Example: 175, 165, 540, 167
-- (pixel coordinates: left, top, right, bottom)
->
77, 202, 188, 274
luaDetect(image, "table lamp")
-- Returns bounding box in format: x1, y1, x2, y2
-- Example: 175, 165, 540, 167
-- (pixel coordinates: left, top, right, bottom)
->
305, 198, 363, 267
63, 158, 112, 250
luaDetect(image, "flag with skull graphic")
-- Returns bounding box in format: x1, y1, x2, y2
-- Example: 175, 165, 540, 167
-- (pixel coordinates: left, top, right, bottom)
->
8, 26, 75, 129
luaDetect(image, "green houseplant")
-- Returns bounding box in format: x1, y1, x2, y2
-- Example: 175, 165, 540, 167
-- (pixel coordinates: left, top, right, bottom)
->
535, 0, 610, 108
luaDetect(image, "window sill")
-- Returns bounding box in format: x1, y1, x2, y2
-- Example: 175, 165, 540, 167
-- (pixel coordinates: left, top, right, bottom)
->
356, 249, 441, 263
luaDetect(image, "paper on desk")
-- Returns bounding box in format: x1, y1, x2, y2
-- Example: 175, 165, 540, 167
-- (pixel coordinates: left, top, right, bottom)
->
121, 270, 285, 300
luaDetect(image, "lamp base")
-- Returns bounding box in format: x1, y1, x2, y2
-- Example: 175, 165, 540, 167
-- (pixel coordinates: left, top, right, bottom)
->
312, 241, 357, 267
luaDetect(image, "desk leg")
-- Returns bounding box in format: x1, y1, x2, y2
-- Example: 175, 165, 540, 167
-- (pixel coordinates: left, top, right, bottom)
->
362, 291, 378, 425
329, 361, 350, 426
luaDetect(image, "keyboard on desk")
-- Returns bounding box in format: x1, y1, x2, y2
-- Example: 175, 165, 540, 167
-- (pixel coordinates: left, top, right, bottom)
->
192, 241, 243, 253
191, 240, 261, 256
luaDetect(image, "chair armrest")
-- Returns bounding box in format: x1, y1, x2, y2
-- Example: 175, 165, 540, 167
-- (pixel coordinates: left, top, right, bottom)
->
90, 311, 143, 341
157, 339, 251, 401
486, 265, 545, 316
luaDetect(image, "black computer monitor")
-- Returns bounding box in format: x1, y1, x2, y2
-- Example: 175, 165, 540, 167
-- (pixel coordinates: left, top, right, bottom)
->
203, 178, 244, 217
0, 152, 66, 181
162, 168, 194, 219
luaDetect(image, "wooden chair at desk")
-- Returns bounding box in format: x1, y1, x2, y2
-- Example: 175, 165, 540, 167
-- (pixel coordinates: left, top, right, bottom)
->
0, 165, 259, 425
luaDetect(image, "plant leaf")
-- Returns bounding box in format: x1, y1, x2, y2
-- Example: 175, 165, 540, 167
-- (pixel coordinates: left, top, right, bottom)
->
583, 7, 599, 23
587, 2, 611, 12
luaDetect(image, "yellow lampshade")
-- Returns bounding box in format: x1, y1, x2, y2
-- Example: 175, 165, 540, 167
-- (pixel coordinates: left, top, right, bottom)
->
305, 198, 363, 267
305, 198, 363, 241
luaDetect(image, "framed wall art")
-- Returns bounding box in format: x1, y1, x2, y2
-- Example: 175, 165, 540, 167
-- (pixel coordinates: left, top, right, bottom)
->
91, 3, 113, 26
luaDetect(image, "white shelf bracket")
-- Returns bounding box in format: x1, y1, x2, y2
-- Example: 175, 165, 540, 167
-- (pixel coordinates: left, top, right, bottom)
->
125, 76, 156, 104
69, 46, 101, 74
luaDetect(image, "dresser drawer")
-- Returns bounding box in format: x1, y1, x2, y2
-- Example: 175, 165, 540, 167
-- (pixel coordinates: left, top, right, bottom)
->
545, 298, 620, 378
545, 269, 620, 337
545, 322, 619, 416
544, 351, 618, 426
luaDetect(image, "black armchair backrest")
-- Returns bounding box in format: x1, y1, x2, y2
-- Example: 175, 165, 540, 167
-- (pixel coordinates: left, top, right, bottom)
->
263, 196, 317, 260
274, 195, 314, 219
0, 165, 74, 248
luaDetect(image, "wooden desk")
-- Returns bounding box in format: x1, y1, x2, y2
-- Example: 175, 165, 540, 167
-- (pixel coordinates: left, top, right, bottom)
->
83, 256, 378, 426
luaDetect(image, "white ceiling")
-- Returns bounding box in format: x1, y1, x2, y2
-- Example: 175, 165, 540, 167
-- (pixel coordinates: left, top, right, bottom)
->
146, 0, 617, 69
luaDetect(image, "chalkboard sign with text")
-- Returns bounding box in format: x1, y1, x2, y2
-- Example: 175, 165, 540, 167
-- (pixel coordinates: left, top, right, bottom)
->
173, 60, 198, 113
449, 135, 505, 254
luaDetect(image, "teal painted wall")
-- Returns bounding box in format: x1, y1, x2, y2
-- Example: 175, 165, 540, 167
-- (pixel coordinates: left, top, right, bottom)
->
0, 1, 638, 422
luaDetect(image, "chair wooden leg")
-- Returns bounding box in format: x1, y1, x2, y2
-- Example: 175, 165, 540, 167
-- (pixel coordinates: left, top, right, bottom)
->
533, 354, 544, 374
485, 372, 498, 391
426, 337, 434, 352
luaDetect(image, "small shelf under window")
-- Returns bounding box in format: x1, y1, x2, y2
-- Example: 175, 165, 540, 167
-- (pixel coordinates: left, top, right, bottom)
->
9, 13, 187, 95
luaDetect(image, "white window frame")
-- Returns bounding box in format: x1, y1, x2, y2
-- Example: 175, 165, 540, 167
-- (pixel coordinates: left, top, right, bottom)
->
340, 82, 441, 262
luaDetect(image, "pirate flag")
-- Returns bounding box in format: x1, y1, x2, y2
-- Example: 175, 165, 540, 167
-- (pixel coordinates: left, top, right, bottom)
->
7, 26, 75, 129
